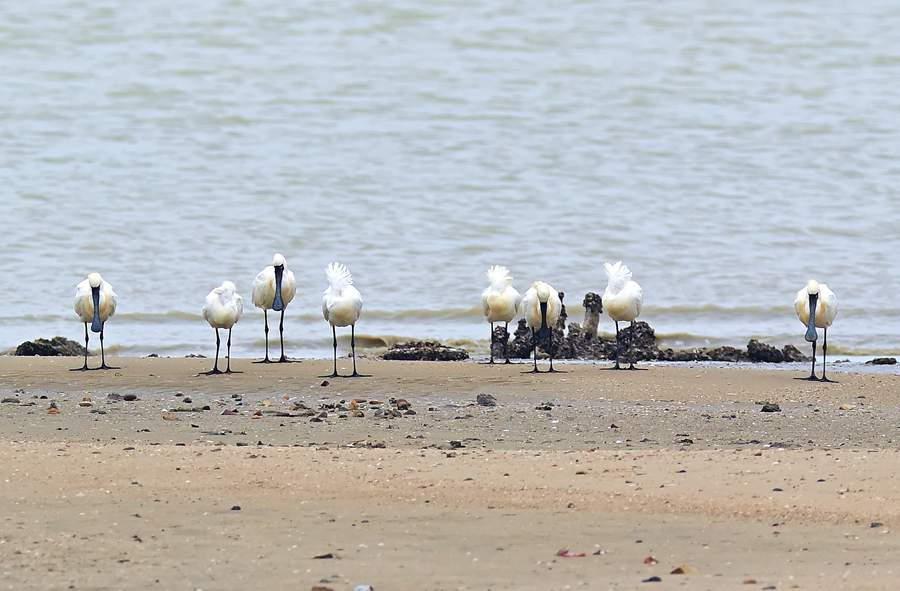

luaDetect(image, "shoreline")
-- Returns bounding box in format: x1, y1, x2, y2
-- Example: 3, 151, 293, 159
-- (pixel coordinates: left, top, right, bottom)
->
3, 358, 900, 589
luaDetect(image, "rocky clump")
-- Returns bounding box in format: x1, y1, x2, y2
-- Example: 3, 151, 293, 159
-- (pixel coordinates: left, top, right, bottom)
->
382, 341, 469, 361
490, 324, 512, 360
15, 337, 87, 357
866, 357, 897, 365
747, 339, 785, 363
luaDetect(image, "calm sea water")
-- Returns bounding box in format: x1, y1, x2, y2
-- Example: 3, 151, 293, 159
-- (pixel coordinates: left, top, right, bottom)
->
2, 1, 900, 358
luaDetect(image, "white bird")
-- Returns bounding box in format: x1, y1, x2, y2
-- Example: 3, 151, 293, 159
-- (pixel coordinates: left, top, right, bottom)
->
322, 263, 365, 378
251, 253, 297, 363
602, 261, 644, 370
481, 265, 522, 364
521, 281, 562, 373
72, 272, 118, 371
200, 281, 244, 375
794, 279, 839, 382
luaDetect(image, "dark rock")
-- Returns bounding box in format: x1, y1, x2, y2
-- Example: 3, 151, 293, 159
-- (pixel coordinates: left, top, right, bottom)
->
123, 394, 138, 402
382, 341, 469, 361
15, 337, 87, 357
2, 397, 19, 403
747, 339, 784, 363
705, 346, 749, 362
581, 292, 603, 341
490, 324, 511, 360
231, 505, 241, 511
866, 357, 897, 366
761, 402, 781, 413
782, 344, 810, 362
476, 393, 497, 407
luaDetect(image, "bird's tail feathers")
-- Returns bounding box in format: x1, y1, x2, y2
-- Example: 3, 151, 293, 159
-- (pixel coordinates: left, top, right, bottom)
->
486, 265, 512, 289
325, 262, 353, 291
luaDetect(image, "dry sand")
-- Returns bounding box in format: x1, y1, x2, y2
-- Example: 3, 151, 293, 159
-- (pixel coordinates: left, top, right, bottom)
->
1, 357, 899, 590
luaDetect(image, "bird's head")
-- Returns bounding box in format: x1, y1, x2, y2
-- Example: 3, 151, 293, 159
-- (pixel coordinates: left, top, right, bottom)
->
88, 273, 102, 289
272, 253, 286, 269
533, 281, 552, 303
221, 281, 237, 293
806, 280, 820, 296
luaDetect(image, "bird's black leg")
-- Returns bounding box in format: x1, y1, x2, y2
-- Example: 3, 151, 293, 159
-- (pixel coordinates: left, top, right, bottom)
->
796, 341, 818, 381
524, 327, 540, 373
71, 323, 90, 371
98, 323, 119, 370
604, 322, 623, 370
225, 328, 241, 374
347, 324, 369, 378
255, 310, 272, 363
489, 322, 495, 364
199, 329, 223, 376
322, 325, 340, 378
821, 328, 837, 383
277, 308, 289, 362
503, 322, 511, 364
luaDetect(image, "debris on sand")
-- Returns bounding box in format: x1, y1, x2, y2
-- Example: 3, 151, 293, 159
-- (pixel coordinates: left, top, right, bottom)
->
760, 402, 781, 413
382, 341, 469, 361
476, 393, 497, 407
556, 549, 587, 558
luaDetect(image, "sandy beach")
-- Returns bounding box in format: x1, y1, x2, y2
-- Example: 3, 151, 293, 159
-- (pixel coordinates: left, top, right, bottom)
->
1, 357, 899, 590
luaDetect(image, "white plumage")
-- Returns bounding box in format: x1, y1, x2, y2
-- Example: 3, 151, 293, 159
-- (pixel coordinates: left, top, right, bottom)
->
602, 262, 642, 322
252, 254, 296, 310
322, 263, 362, 328
322, 263, 365, 377
200, 281, 243, 374
481, 266, 522, 364
251, 253, 297, 362
794, 280, 838, 329
74, 273, 117, 326
72, 272, 118, 370
522, 281, 561, 330
203, 281, 244, 330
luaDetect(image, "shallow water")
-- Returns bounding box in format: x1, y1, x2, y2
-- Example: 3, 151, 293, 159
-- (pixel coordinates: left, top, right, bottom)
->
2, 1, 899, 357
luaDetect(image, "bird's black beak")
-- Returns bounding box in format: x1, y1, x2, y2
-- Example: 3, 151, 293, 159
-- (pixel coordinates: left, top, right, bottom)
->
538, 301, 549, 338
90, 286, 102, 333
805, 293, 818, 342
273, 265, 284, 312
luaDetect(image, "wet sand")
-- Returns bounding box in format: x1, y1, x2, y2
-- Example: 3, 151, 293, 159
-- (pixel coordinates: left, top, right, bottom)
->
1, 357, 899, 590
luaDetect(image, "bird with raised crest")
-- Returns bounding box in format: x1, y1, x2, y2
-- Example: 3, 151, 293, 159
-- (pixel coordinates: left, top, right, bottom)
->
602, 261, 644, 370
481, 265, 522, 364
322, 263, 365, 378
